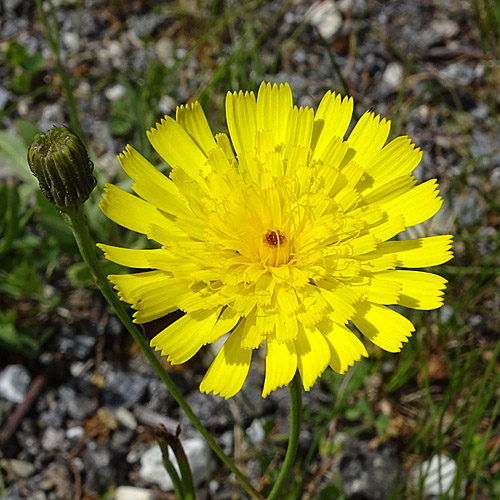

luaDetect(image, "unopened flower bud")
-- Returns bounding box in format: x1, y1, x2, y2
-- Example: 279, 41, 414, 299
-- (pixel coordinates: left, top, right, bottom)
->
27, 126, 96, 211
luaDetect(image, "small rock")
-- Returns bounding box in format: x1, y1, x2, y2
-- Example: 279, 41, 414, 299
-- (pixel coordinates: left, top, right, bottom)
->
5, 0, 23, 11
68, 393, 99, 421
155, 37, 174, 65
440, 305, 454, 323
102, 368, 150, 409
306, 1, 342, 41
105, 84, 126, 101
66, 426, 84, 440
158, 95, 177, 115
337, 0, 366, 14
182, 391, 232, 430
491, 167, 500, 187
126, 441, 152, 464
38, 462, 72, 499
219, 430, 233, 455
134, 405, 179, 434
139, 438, 212, 491
338, 439, 401, 500
0, 364, 31, 403
41, 427, 65, 451
382, 62, 404, 90
1, 459, 36, 478
411, 455, 465, 499
430, 19, 459, 40
56, 332, 96, 360
246, 419, 265, 445
61, 32, 79, 52
114, 486, 153, 500
0, 86, 11, 111
440, 62, 480, 87
83, 441, 117, 494
115, 407, 137, 430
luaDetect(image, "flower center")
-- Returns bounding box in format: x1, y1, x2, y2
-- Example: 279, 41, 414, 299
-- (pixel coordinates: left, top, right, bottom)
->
264, 230, 286, 247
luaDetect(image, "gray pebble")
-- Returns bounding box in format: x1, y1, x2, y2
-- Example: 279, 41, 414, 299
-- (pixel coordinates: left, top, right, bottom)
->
0, 364, 31, 403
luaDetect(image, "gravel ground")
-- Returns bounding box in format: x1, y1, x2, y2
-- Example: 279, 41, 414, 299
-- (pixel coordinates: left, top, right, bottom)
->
0, 1, 498, 499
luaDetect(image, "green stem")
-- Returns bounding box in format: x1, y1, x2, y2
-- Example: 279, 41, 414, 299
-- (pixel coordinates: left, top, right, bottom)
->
267, 372, 302, 500
35, 0, 85, 141
63, 206, 264, 500
158, 439, 186, 500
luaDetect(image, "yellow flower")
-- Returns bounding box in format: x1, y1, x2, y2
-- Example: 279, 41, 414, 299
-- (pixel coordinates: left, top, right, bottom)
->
98, 83, 453, 399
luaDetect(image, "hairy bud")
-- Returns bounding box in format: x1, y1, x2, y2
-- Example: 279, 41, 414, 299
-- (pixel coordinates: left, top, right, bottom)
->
28, 126, 96, 211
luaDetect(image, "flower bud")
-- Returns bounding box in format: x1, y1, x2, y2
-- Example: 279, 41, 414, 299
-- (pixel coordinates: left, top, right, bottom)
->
27, 126, 96, 211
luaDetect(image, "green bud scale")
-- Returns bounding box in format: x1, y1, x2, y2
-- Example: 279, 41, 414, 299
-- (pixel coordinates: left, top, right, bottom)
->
27, 126, 96, 211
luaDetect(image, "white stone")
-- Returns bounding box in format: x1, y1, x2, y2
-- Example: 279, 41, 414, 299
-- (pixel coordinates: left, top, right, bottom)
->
114, 486, 153, 500
139, 438, 212, 491
411, 455, 465, 499
0, 364, 31, 403
158, 95, 177, 115
105, 84, 126, 101
430, 19, 459, 39
115, 407, 137, 430
247, 419, 265, 444
0, 459, 36, 478
66, 426, 85, 440
382, 62, 404, 90
62, 32, 80, 52
306, 1, 342, 41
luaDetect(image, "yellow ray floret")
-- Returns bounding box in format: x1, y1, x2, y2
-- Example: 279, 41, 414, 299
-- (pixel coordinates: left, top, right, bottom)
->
99, 81, 453, 398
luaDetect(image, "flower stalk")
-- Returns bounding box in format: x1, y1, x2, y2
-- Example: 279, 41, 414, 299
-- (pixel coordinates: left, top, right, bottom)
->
267, 372, 302, 500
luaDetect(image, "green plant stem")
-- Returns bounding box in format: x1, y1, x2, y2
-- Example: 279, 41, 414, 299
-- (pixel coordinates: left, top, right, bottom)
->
158, 439, 186, 500
63, 205, 264, 500
35, 0, 84, 141
267, 372, 302, 500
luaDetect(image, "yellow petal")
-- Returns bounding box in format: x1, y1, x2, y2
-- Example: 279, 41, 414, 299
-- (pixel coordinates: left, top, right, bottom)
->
359, 136, 422, 192
374, 235, 454, 267
215, 133, 236, 163
256, 82, 293, 146
377, 179, 443, 227
108, 270, 167, 304
209, 306, 241, 342
352, 301, 415, 352
317, 281, 358, 325
295, 325, 330, 391
344, 111, 391, 169
151, 308, 221, 364
367, 215, 406, 243
118, 145, 188, 217
200, 322, 253, 398
316, 137, 349, 174
347, 276, 401, 304
176, 101, 217, 154
311, 92, 353, 160
97, 243, 162, 268
240, 311, 265, 349
262, 337, 297, 397
285, 106, 315, 154
361, 175, 417, 206
147, 115, 206, 182
226, 90, 257, 155
320, 320, 368, 374
99, 184, 169, 235
277, 286, 299, 316
275, 312, 299, 344
375, 270, 447, 310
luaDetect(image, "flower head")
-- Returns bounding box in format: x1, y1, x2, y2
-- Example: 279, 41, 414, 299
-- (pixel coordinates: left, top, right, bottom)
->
28, 126, 96, 211
99, 83, 453, 398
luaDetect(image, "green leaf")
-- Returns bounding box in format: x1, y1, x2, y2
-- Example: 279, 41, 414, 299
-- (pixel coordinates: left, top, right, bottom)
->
0, 131, 38, 186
